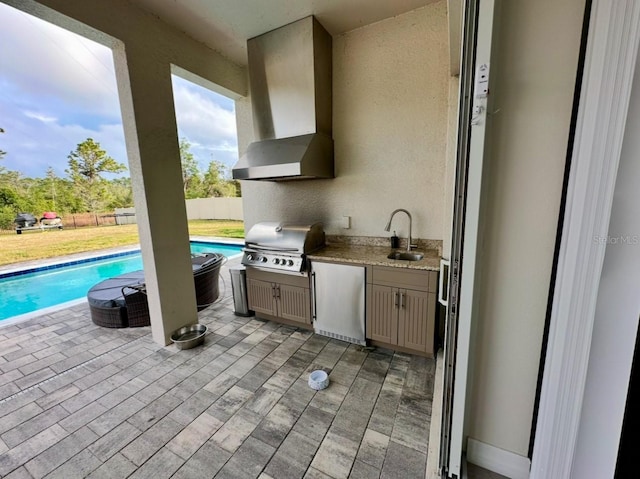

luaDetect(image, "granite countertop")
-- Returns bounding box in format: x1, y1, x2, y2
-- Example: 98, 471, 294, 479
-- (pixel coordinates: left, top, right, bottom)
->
308, 243, 441, 271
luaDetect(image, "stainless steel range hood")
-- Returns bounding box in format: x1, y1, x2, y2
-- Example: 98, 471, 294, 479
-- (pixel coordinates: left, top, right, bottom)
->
232, 16, 334, 181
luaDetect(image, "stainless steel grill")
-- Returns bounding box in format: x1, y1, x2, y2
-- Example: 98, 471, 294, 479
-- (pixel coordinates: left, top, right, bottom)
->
242, 222, 325, 275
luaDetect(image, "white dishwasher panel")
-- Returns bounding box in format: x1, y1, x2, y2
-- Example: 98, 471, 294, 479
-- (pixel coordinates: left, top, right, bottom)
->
311, 262, 365, 345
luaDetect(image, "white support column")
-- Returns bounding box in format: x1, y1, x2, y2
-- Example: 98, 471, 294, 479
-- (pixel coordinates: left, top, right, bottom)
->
530, 1, 640, 477
112, 44, 198, 345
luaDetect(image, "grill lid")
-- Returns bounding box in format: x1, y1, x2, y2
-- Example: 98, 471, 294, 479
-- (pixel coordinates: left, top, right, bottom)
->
245, 222, 325, 254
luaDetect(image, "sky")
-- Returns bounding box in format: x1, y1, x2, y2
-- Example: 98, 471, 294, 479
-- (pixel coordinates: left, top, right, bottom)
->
0, 2, 239, 179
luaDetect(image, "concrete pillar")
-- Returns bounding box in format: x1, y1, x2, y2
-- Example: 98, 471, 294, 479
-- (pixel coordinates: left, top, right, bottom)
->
112, 44, 198, 345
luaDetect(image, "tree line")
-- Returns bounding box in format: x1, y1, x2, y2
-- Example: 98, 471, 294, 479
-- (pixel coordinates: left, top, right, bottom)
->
0, 136, 239, 229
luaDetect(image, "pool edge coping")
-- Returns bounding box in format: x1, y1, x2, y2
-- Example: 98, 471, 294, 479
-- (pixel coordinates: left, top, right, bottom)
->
0, 236, 244, 277
0, 298, 88, 328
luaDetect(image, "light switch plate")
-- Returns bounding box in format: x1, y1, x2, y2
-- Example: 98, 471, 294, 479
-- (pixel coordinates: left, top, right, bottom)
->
342, 215, 351, 229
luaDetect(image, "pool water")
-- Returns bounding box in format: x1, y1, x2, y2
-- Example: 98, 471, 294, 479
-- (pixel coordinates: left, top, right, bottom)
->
0, 241, 242, 321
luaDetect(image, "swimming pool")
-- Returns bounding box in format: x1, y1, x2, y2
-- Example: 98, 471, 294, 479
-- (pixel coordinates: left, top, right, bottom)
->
0, 241, 243, 322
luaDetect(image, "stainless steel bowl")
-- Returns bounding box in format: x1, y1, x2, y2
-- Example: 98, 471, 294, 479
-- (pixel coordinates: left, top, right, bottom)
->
171, 324, 207, 350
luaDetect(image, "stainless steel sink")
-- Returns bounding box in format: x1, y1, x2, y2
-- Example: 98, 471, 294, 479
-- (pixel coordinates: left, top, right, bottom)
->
387, 251, 424, 261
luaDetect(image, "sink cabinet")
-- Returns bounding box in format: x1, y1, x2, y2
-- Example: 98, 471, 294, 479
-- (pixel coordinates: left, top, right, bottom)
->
366, 266, 437, 357
246, 268, 312, 327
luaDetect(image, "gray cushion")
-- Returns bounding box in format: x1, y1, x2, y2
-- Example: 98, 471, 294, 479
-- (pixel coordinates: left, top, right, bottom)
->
87, 271, 145, 308
87, 254, 224, 308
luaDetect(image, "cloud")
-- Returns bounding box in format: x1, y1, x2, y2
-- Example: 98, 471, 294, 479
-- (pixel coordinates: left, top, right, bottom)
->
0, 3, 120, 119
23, 111, 58, 123
0, 3, 240, 179
172, 75, 239, 170
2, 95, 127, 178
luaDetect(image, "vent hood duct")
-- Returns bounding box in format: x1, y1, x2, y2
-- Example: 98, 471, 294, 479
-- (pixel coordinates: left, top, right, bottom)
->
232, 16, 334, 181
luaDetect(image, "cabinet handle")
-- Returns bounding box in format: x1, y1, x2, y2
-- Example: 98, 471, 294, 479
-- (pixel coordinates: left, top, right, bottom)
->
400, 292, 405, 309
275, 285, 281, 299
439, 258, 450, 307
394, 291, 399, 308
311, 272, 317, 321
272, 284, 276, 299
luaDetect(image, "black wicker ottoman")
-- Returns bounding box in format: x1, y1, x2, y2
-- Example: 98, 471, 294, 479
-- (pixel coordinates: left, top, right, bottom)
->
87, 254, 224, 329
87, 271, 145, 328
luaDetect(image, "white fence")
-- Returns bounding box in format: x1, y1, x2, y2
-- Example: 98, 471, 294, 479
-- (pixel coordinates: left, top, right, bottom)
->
112, 208, 137, 225
115, 197, 243, 224
185, 197, 243, 220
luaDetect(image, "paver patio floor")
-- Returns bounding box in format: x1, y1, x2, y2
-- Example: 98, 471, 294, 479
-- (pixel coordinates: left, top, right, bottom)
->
0, 286, 434, 478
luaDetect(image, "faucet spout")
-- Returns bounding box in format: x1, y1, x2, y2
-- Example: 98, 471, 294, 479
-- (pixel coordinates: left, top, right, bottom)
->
384, 209, 413, 252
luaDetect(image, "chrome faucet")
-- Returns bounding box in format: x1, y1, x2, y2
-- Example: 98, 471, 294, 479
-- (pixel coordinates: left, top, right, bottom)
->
384, 209, 416, 252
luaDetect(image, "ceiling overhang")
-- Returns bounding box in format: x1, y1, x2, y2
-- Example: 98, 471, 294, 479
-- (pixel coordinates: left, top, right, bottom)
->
130, 0, 440, 66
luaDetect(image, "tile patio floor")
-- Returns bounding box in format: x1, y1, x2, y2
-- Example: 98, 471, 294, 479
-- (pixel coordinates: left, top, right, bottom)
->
0, 285, 434, 478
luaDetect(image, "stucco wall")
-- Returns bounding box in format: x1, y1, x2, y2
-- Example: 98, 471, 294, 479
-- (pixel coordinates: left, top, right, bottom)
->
238, 2, 449, 240
466, 0, 585, 457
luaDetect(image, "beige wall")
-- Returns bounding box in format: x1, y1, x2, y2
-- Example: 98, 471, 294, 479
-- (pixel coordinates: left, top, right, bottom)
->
467, 0, 585, 456
238, 2, 450, 241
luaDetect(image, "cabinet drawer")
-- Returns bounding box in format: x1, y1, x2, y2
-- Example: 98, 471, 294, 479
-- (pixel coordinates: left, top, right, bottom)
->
371, 266, 436, 292
245, 268, 310, 289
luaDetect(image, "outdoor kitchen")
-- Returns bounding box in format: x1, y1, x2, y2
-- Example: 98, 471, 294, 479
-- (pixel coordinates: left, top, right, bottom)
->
231, 4, 451, 359
236, 221, 441, 357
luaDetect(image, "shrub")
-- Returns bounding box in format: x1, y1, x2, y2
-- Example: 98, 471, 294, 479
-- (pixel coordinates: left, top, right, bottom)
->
0, 206, 16, 230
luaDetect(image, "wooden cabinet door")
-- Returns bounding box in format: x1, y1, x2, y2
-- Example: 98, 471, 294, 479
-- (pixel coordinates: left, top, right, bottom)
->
277, 284, 311, 324
367, 284, 398, 344
398, 289, 435, 354
247, 278, 276, 316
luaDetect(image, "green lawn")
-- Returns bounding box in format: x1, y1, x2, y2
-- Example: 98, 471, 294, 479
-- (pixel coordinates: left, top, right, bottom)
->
0, 220, 244, 266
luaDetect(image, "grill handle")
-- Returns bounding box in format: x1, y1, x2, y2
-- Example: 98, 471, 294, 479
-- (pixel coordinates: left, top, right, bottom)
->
245, 244, 299, 253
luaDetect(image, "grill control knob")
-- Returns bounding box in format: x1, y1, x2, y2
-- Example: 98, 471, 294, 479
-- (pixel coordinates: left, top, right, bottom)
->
260, 257, 267, 263
287, 260, 294, 266
273, 258, 280, 265
246, 254, 254, 261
